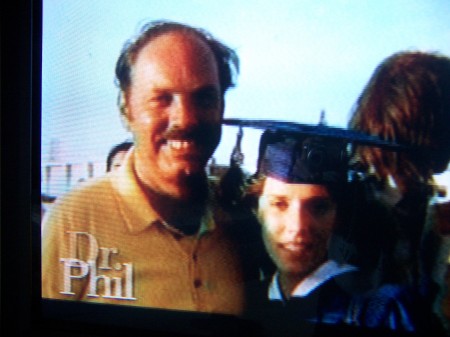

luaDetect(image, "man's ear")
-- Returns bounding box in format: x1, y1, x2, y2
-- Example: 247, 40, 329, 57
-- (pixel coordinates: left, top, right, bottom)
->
119, 91, 131, 131
120, 112, 131, 132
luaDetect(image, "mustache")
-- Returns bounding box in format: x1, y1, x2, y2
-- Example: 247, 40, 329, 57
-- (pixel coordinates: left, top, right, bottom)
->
162, 124, 221, 143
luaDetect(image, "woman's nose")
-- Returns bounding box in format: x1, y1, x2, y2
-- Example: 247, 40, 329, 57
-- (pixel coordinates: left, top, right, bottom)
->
284, 204, 304, 235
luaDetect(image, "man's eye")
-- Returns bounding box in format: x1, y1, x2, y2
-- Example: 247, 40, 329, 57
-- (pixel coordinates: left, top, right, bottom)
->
194, 89, 220, 109
150, 93, 172, 107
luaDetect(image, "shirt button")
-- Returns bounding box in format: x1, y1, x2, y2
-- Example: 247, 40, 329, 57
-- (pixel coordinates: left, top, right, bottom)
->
194, 279, 202, 288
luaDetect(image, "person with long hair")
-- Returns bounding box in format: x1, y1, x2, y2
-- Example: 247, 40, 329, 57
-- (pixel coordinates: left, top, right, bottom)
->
348, 51, 450, 331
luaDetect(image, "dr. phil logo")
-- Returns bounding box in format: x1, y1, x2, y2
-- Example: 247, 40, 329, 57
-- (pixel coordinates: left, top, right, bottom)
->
59, 231, 136, 301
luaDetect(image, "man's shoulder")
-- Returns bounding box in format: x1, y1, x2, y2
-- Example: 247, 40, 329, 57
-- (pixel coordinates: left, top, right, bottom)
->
44, 175, 114, 221
56, 174, 112, 203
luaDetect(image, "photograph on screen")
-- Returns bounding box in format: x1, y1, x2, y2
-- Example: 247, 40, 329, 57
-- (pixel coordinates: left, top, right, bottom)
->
40, 1, 450, 336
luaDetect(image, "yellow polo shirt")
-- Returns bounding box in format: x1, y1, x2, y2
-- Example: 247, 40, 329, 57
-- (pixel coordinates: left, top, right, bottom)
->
42, 150, 247, 314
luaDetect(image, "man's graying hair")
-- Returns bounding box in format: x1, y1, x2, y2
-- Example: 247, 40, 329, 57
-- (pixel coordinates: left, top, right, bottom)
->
115, 20, 240, 115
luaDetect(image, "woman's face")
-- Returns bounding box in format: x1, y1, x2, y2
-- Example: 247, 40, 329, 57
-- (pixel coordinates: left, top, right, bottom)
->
258, 177, 337, 277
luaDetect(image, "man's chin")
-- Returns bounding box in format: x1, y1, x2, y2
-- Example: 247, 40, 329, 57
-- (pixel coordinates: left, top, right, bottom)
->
166, 156, 208, 175
170, 170, 209, 201
179, 165, 206, 178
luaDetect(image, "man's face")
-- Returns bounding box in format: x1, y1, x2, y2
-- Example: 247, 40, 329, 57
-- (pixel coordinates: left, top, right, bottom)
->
258, 177, 337, 277
124, 31, 223, 199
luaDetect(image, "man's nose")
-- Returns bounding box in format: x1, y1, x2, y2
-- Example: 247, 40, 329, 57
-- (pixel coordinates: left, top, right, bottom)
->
170, 95, 200, 128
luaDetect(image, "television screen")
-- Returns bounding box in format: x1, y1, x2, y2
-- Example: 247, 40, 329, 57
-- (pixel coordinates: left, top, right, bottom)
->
5, 1, 450, 336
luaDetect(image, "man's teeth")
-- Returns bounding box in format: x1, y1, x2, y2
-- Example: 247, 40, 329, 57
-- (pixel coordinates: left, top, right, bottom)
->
167, 140, 192, 150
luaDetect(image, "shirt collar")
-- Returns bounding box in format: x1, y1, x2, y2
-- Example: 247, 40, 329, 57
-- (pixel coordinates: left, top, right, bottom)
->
110, 147, 215, 235
268, 260, 357, 302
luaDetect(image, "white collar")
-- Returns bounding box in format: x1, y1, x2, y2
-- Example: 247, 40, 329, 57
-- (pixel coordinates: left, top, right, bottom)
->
268, 260, 357, 301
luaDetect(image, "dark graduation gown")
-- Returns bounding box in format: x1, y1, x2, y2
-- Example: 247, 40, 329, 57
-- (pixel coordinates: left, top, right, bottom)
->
243, 268, 444, 337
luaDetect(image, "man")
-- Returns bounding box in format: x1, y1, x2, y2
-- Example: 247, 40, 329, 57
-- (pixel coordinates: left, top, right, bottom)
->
106, 141, 133, 172
42, 20, 251, 315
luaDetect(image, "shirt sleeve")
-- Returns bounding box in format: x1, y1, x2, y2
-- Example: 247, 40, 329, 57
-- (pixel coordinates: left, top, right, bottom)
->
41, 195, 88, 300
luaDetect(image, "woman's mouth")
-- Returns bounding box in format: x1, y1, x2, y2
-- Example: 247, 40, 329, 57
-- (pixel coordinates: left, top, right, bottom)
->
280, 242, 305, 253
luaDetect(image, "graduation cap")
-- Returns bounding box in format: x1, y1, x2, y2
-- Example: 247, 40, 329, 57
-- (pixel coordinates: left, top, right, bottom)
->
223, 116, 406, 185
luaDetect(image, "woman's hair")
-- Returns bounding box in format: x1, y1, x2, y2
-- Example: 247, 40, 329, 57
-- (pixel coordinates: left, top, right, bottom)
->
243, 174, 347, 211
349, 51, 450, 194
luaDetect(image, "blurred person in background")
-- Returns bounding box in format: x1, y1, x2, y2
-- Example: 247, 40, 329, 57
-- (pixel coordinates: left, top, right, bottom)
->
348, 51, 450, 331
106, 140, 133, 172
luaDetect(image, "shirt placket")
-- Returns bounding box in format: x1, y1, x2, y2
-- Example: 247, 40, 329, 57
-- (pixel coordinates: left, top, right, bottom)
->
190, 233, 209, 312
157, 215, 214, 312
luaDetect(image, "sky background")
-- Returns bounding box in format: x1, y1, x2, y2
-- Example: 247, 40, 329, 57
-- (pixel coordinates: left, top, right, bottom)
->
42, 0, 450, 194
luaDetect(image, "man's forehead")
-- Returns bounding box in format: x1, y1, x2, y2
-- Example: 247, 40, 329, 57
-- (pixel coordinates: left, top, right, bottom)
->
136, 31, 215, 66
130, 31, 220, 88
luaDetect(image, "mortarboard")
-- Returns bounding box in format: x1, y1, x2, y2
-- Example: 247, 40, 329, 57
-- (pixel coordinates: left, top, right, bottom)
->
223, 117, 406, 185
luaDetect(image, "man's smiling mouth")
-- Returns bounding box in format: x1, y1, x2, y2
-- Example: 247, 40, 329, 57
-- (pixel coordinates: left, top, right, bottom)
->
167, 139, 194, 150
163, 139, 203, 160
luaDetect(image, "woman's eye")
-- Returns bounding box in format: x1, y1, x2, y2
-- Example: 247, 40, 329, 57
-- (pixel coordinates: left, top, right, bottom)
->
310, 200, 334, 215
270, 200, 288, 211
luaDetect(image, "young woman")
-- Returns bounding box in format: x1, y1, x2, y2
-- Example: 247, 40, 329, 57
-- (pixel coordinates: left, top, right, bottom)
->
241, 130, 443, 335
